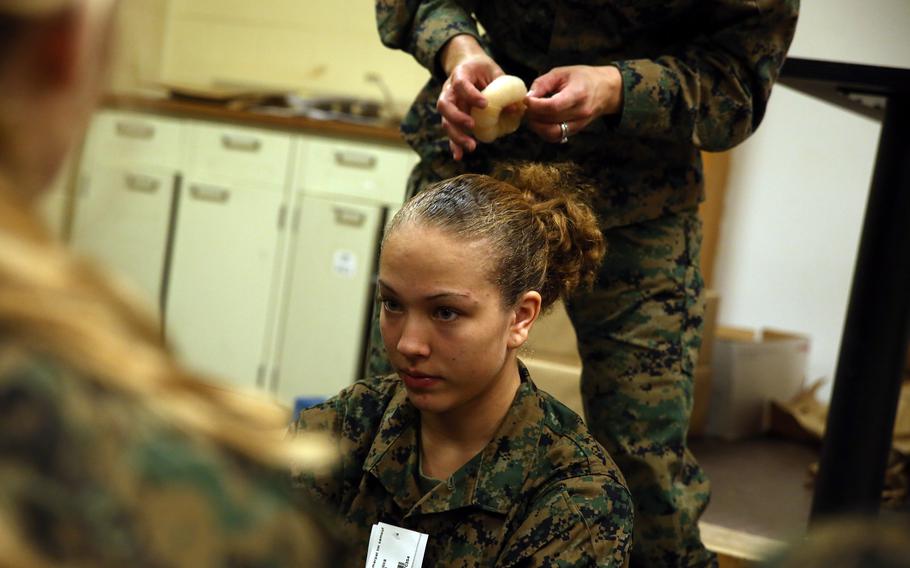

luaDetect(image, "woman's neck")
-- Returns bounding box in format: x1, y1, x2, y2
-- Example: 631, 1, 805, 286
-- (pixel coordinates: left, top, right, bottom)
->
418, 356, 522, 480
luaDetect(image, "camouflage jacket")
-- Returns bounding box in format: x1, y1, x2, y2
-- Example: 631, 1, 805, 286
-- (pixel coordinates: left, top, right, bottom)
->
377, 0, 799, 228
292, 363, 633, 567
0, 346, 333, 567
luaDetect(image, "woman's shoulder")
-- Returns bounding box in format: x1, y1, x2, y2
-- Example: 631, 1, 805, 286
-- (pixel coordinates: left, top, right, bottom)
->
526, 379, 627, 483
343, 374, 403, 405
302, 374, 402, 419
295, 374, 405, 439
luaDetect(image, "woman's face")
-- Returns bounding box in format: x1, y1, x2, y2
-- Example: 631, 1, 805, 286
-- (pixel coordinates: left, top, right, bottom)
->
378, 223, 529, 415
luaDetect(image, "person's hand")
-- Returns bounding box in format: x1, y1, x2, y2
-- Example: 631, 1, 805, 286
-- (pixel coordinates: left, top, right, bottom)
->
524, 65, 623, 144
437, 35, 504, 160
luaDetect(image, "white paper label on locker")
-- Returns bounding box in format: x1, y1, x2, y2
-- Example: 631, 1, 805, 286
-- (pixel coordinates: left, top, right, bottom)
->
364, 522, 428, 568
332, 250, 358, 278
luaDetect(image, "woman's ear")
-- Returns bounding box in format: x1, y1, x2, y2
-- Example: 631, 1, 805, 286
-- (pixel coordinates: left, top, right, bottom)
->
507, 291, 542, 349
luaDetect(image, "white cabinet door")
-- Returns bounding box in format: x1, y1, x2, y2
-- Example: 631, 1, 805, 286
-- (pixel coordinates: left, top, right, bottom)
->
165, 178, 287, 389
273, 194, 383, 404
70, 166, 176, 309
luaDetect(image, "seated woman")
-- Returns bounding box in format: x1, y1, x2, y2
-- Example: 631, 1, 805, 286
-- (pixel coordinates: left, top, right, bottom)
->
0, 0, 337, 565
293, 163, 633, 566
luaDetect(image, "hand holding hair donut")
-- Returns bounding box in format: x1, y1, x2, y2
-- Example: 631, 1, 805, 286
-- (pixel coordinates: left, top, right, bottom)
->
470, 75, 528, 143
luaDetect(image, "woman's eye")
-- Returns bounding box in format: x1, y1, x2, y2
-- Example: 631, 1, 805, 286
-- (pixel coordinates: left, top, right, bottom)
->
434, 307, 459, 322
381, 299, 403, 313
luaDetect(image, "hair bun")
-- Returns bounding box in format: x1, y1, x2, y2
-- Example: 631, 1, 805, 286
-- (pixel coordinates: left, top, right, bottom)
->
491, 162, 605, 307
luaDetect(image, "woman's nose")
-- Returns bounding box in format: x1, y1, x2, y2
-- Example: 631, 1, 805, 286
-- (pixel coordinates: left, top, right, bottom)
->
396, 316, 431, 359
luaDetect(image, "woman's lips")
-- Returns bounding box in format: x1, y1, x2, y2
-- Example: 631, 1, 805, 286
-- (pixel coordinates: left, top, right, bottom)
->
399, 370, 442, 390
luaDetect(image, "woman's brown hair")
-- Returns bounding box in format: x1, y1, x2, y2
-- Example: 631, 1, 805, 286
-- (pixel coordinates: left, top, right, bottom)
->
386, 162, 606, 310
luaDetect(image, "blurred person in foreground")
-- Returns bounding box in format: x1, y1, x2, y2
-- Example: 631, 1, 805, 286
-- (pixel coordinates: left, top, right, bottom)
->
0, 0, 338, 565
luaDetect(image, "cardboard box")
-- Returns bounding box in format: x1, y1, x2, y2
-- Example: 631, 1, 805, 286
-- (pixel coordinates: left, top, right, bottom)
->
706, 327, 809, 440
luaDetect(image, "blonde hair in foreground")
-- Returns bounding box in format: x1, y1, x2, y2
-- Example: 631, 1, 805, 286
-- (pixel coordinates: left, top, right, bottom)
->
0, 184, 335, 470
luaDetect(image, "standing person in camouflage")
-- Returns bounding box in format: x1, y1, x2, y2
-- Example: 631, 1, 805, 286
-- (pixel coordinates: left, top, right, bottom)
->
373, 1, 800, 566
0, 1, 341, 565
293, 164, 634, 566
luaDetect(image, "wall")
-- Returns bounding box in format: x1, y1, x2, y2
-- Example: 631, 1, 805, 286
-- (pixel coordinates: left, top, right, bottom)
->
159, 0, 430, 109
712, 86, 879, 400
712, 0, 910, 401
786, 0, 910, 68
107, 0, 169, 93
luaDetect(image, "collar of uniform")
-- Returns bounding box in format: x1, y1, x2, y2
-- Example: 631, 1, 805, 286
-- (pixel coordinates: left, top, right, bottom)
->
361, 382, 424, 513
362, 362, 545, 517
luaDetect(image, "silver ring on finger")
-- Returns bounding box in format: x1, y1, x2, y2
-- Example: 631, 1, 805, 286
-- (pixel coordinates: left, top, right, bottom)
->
559, 121, 569, 144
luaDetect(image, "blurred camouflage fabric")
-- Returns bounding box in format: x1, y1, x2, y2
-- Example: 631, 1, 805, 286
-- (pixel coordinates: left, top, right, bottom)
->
0, 346, 333, 567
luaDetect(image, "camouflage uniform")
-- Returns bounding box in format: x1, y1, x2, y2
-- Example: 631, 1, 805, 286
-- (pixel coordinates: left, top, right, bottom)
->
0, 346, 335, 567
292, 362, 634, 567
373, 1, 799, 566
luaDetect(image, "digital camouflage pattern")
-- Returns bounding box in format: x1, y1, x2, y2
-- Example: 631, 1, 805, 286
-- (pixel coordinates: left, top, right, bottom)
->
373, 1, 798, 566
377, 0, 800, 229
0, 346, 334, 567
566, 210, 710, 567
292, 363, 634, 567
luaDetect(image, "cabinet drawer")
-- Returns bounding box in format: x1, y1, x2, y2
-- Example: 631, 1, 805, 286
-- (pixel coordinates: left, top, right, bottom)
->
186, 122, 293, 185
297, 137, 416, 205
83, 111, 183, 169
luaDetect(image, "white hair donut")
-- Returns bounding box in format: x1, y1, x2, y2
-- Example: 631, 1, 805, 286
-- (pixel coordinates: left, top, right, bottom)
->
471, 75, 528, 143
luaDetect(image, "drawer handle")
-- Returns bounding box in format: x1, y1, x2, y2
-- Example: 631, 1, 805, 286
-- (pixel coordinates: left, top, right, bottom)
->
115, 121, 155, 140
221, 134, 262, 153
189, 184, 231, 204
334, 151, 377, 170
124, 173, 160, 193
334, 207, 366, 227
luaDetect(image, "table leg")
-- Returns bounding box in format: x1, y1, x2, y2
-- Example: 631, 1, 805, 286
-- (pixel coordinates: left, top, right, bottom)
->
810, 96, 910, 520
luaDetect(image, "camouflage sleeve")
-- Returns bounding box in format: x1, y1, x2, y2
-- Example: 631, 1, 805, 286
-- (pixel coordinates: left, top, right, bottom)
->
375, 0, 481, 77
615, 0, 799, 151
291, 380, 392, 511
498, 475, 634, 567
290, 394, 347, 507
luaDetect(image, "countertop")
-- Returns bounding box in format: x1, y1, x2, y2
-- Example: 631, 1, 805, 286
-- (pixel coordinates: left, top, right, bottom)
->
103, 94, 407, 146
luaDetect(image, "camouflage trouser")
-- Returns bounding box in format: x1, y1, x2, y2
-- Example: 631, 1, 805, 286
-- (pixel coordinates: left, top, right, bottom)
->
364, 165, 715, 567
565, 209, 715, 568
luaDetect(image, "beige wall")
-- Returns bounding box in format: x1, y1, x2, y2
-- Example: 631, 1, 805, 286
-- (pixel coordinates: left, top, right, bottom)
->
108, 0, 169, 93
157, 0, 430, 108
